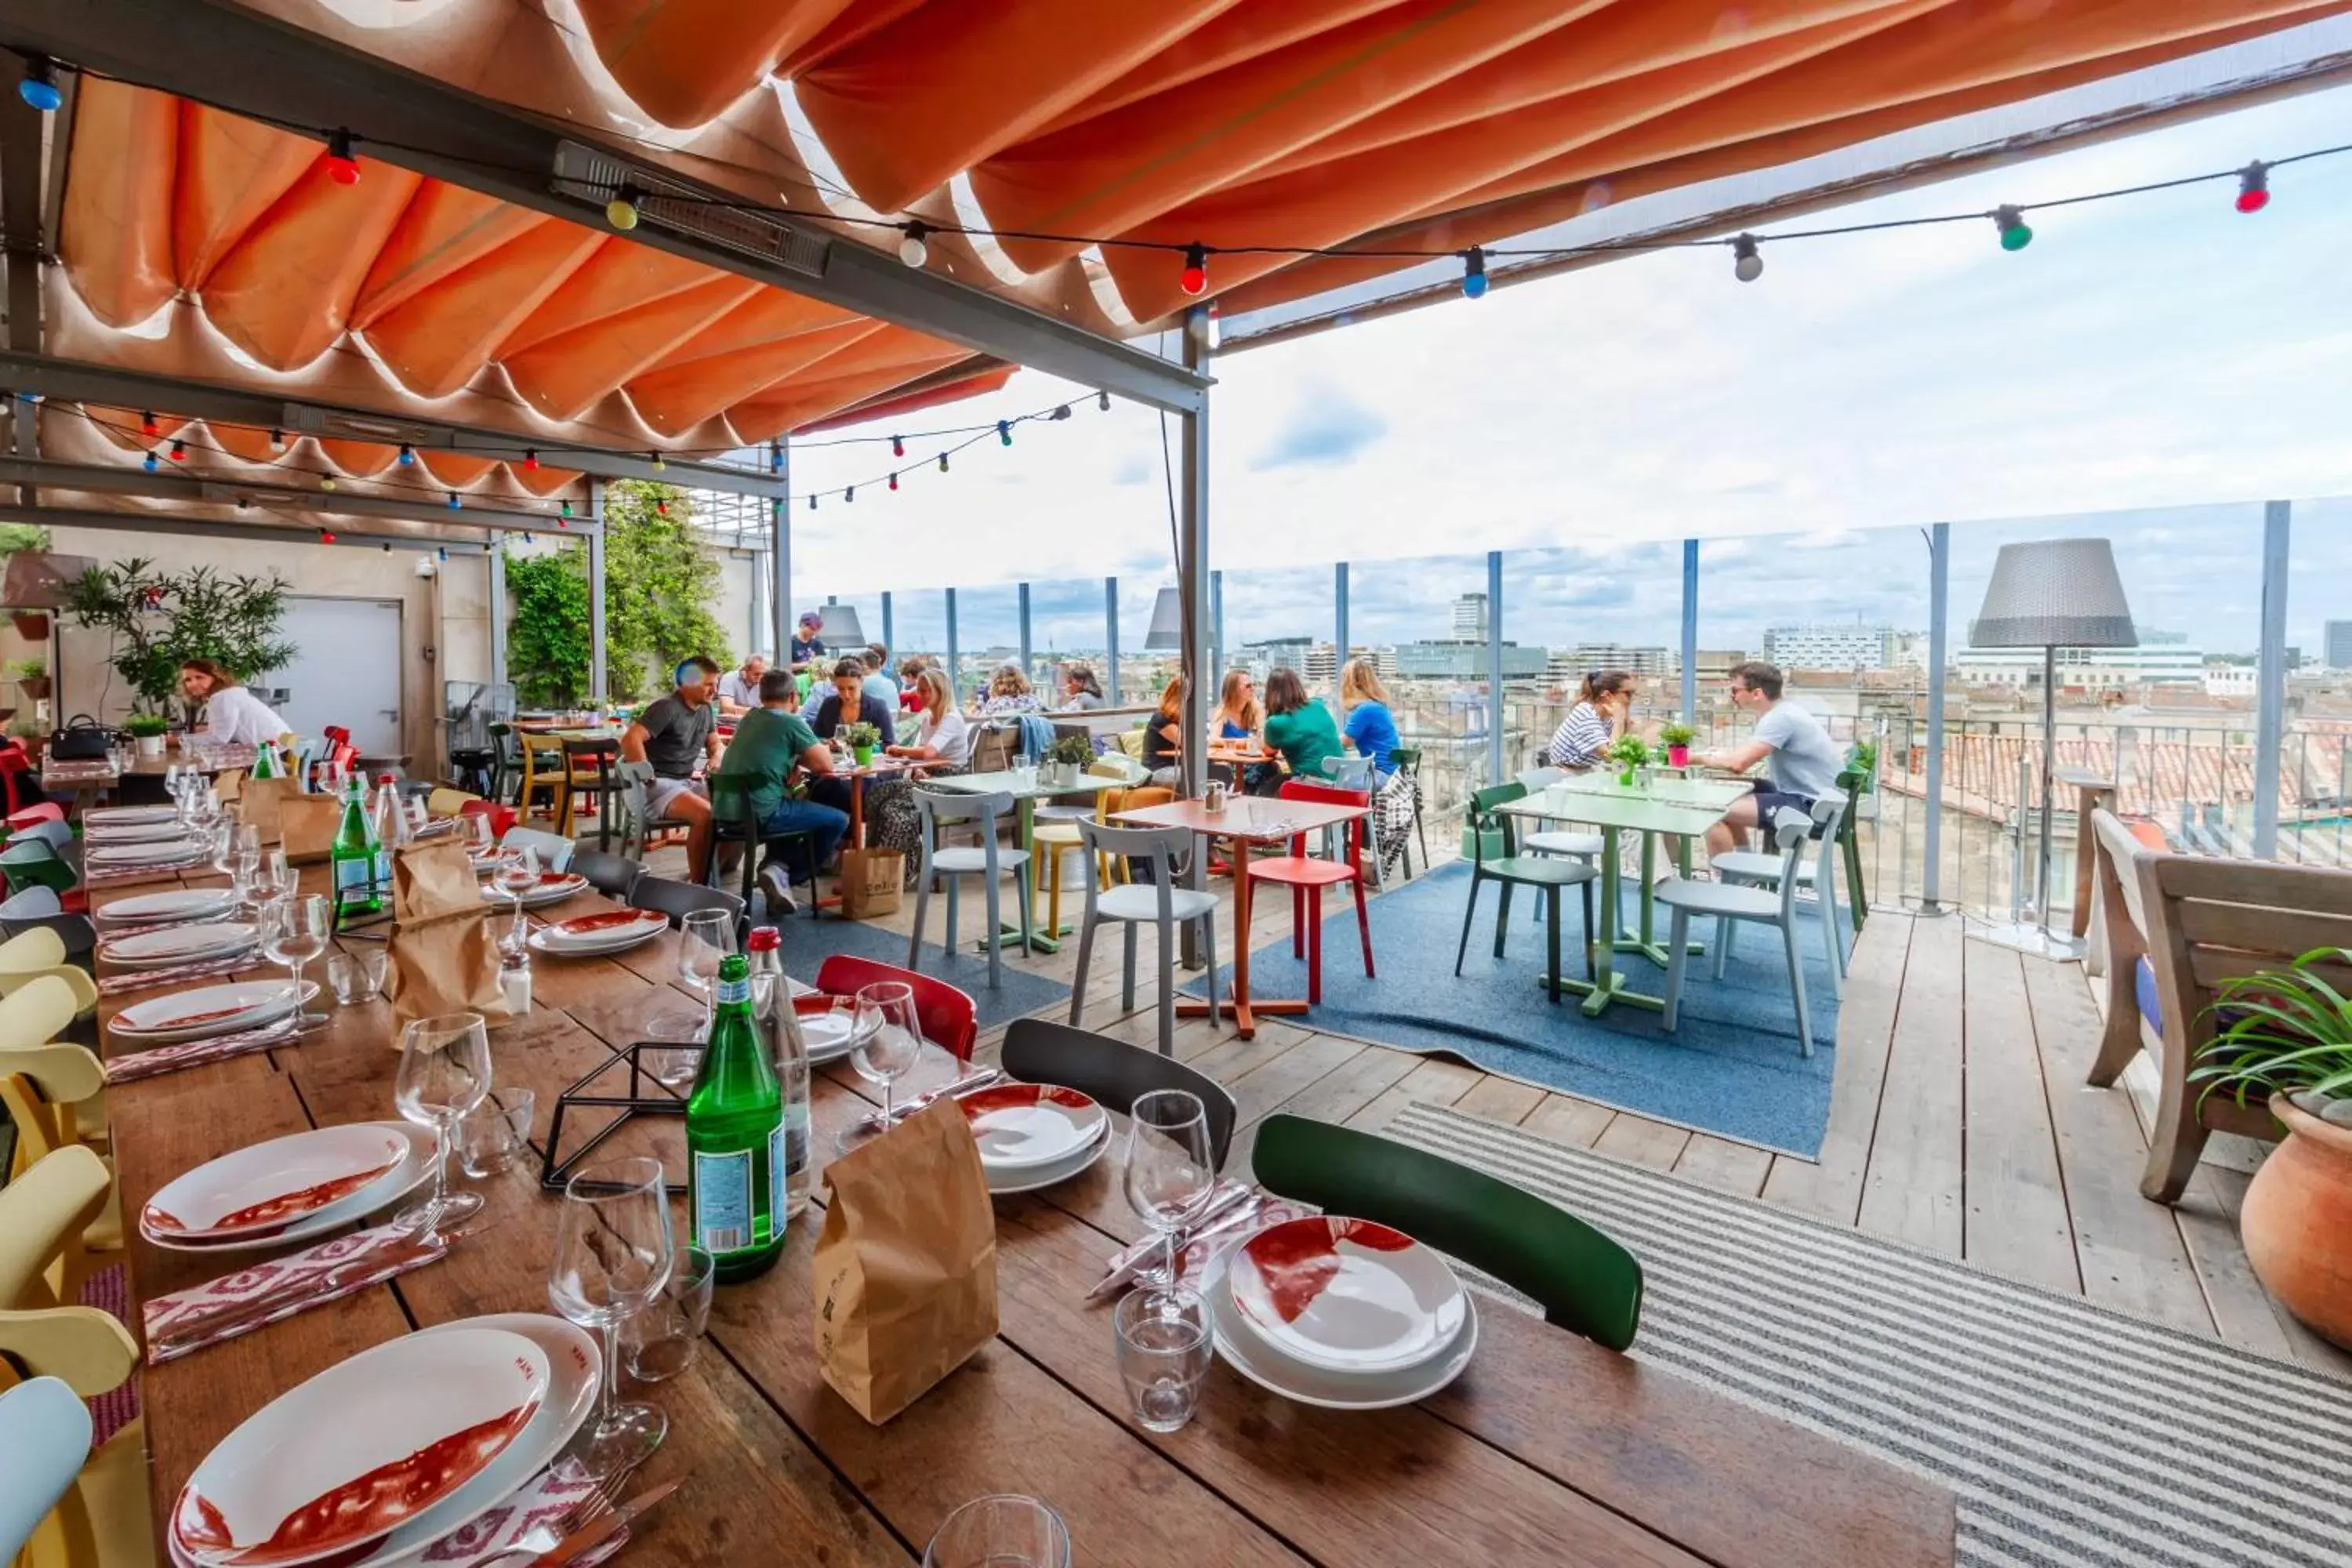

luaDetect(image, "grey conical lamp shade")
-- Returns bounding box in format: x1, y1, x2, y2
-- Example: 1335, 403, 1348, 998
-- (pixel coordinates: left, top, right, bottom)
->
817, 603, 867, 646
1144, 586, 1183, 650
1972, 539, 2136, 649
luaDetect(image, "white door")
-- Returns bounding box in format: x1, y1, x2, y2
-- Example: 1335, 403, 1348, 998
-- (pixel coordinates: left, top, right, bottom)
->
262, 597, 404, 755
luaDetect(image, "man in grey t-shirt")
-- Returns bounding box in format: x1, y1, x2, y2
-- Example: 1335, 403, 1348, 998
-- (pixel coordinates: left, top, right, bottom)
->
1693, 660, 1845, 858
622, 655, 723, 880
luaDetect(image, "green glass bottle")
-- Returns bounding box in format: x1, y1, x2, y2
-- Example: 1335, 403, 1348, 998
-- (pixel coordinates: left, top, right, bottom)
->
686, 953, 786, 1282
329, 775, 383, 927
249, 737, 279, 780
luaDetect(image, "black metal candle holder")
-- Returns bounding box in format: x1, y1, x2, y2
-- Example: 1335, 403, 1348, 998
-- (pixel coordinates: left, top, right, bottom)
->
540, 1040, 692, 1196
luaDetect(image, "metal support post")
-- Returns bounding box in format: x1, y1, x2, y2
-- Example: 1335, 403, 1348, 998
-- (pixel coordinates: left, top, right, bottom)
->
586, 481, 608, 705
1105, 578, 1121, 706
486, 541, 508, 690
2254, 499, 2291, 860
766, 441, 790, 663
1922, 523, 1949, 913
1210, 569, 1225, 680
1178, 325, 1213, 967
1679, 540, 1699, 722
1486, 550, 1505, 785
748, 548, 766, 658
1018, 581, 1033, 682
945, 587, 960, 705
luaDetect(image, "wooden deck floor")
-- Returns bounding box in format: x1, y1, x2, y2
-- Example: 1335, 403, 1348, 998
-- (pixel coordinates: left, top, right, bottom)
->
670, 839, 2352, 1377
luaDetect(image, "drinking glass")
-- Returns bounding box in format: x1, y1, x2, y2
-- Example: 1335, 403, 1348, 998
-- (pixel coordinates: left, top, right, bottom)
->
620, 1245, 714, 1383
325, 947, 388, 1005
493, 846, 541, 959
466, 811, 498, 855
922, 1497, 1071, 1568
393, 1011, 492, 1239
456, 1087, 536, 1178
1121, 1089, 1214, 1291
547, 1155, 673, 1479
642, 1006, 707, 1093
233, 822, 262, 862
205, 820, 236, 880
677, 909, 734, 999
1114, 1287, 1213, 1433
263, 894, 331, 1026
848, 981, 922, 1128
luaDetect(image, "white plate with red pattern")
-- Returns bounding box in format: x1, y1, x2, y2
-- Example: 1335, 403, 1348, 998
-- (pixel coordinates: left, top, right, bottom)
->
98, 920, 259, 968
478, 871, 590, 909
112, 980, 314, 1044
170, 1327, 553, 1568
528, 908, 666, 956
99, 887, 241, 925
956, 1082, 1109, 1170
1202, 1229, 1477, 1410
143, 1124, 410, 1243
1223, 1215, 1469, 1376
143, 1123, 437, 1254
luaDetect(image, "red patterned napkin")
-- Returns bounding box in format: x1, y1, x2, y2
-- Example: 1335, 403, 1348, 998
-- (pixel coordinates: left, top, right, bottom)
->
162, 1464, 630, 1568
104, 1016, 303, 1084
142, 1221, 449, 1365
97, 953, 267, 998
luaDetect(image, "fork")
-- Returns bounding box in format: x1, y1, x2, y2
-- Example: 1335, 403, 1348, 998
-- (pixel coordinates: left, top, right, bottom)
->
478, 1454, 644, 1568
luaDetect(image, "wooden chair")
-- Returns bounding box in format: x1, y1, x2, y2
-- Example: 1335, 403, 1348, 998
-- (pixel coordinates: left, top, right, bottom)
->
1002, 1018, 1237, 1170
964, 721, 1020, 776
2085, 808, 2352, 1203
1092, 784, 1173, 886
815, 953, 978, 1062
559, 737, 622, 843
1244, 779, 1374, 1005
1252, 1114, 1643, 1350
1, 980, 121, 1276
515, 731, 570, 826
1454, 782, 1597, 1004
424, 786, 482, 818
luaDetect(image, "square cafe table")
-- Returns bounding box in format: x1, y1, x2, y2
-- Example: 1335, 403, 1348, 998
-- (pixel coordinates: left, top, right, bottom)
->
924, 768, 1129, 953
1495, 774, 1751, 1017
1110, 792, 1370, 1037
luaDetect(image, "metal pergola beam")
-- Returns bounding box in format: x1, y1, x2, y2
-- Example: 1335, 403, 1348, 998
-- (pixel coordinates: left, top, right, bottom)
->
0, 504, 488, 554
0, 351, 775, 499
0, 456, 588, 535
3, 0, 1210, 416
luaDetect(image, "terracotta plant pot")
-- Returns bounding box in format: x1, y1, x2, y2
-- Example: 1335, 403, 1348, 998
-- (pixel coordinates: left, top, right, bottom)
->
10, 612, 46, 639
16, 676, 49, 702
2240, 1094, 2352, 1348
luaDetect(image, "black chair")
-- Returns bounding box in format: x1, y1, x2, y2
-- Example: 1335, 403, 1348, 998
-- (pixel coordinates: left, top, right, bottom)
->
706, 778, 821, 919
485, 722, 522, 804
1002, 1019, 1238, 1171
628, 874, 744, 929
570, 848, 644, 902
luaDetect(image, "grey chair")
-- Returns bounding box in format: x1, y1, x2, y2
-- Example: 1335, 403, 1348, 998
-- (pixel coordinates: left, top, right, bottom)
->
570, 848, 644, 902
909, 786, 1032, 990
1002, 1018, 1239, 1170
501, 824, 575, 873
1069, 819, 1218, 1057
1655, 793, 1844, 1056
612, 759, 692, 860
629, 873, 745, 930
1711, 789, 1855, 996
0, 1377, 91, 1564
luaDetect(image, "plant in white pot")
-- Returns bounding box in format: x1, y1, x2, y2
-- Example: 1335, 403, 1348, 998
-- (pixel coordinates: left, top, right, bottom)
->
1047, 734, 1094, 785
123, 711, 170, 759
2189, 946, 2352, 1348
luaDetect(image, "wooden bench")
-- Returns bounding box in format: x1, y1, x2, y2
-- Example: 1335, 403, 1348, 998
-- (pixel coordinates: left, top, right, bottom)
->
2086, 808, 2352, 1203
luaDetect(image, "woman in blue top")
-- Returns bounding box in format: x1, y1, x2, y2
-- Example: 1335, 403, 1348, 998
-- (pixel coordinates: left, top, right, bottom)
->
1338, 659, 1400, 775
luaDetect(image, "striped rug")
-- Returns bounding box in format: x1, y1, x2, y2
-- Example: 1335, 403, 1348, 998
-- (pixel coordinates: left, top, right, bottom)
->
1388, 1102, 2352, 1568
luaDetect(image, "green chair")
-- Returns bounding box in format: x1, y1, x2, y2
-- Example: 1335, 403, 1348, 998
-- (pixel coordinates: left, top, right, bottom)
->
1251, 1113, 1643, 1349
0, 842, 75, 905
1834, 765, 1871, 932
1454, 781, 1596, 1004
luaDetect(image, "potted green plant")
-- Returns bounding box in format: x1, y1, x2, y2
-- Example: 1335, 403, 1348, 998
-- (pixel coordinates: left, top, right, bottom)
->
1607, 735, 1652, 788
9, 656, 48, 702
1047, 733, 1093, 784
123, 711, 171, 760
2190, 946, 2352, 1347
841, 720, 881, 767
66, 559, 295, 727
1658, 721, 1695, 769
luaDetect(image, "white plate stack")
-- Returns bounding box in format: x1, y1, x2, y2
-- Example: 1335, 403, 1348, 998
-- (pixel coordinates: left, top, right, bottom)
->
957, 1083, 1112, 1194
1201, 1214, 1479, 1410
97, 921, 259, 969
110, 980, 318, 1044
479, 872, 590, 909
97, 887, 241, 927
525, 908, 667, 958
138, 1122, 440, 1253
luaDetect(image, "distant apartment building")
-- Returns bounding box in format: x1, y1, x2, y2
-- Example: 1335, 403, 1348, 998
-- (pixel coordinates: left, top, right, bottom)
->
1548, 644, 1671, 681
2328, 620, 2352, 670
1956, 643, 2205, 690
1764, 622, 1894, 670
1451, 593, 1489, 641
1240, 637, 1315, 679
1393, 639, 1548, 679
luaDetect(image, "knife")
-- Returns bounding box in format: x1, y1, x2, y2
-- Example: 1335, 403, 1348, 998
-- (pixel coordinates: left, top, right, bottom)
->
1091, 1184, 1259, 1298
528, 1479, 681, 1568
887, 1067, 1003, 1121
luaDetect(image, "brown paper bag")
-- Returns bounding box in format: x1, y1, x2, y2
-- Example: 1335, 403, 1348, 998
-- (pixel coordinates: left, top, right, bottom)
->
223, 775, 292, 846
815, 1101, 997, 1424
837, 848, 904, 919
383, 838, 510, 1029
279, 793, 341, 865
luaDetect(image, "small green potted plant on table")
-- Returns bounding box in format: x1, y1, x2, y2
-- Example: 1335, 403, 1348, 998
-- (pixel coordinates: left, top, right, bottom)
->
123, 711, 170, 760
1047, 733, 1094, 786
1607, 735, 1653, 789
1658, 721, 1695, 769
842, 720, 881, 768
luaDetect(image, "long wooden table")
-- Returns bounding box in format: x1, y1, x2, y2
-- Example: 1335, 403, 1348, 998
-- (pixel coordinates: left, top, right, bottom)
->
95, 866, 1957, 1566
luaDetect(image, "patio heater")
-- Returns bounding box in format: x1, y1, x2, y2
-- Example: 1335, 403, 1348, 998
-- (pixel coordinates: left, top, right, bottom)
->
1969, 539, 2135, 960
817, 602, 867, 650
1144, 587, 1184, 650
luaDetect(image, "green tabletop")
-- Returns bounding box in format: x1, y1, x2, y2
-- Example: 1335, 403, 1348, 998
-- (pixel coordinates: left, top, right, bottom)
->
922, 771, 1127, 953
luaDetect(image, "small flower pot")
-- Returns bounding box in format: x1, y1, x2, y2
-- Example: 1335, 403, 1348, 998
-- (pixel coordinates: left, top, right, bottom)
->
1667, 744, 1690, 768
10, 612, 47, 640
853, 745, 874, 767
136, 734, 166, 760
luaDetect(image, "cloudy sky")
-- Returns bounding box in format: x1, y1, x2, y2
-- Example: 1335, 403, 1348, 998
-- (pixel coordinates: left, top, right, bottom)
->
779, 75, 2352, 659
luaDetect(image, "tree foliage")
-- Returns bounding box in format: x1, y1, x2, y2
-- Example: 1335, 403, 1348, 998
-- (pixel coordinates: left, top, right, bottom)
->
66, 559, 296, 722
501, 481, 731, 706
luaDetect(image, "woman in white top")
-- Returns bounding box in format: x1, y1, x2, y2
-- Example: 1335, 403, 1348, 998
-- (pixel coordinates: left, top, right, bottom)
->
869, 666, 971, 888
178, 659, 290, 747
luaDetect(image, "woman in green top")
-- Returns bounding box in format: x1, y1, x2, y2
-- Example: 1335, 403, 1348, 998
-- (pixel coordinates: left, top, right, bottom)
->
1258, 667, 1341, 793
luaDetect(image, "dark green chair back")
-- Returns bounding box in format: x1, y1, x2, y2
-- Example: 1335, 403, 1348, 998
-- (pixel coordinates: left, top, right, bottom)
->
1251, 1112, 1643, 1350
1466, 780, 1527, 862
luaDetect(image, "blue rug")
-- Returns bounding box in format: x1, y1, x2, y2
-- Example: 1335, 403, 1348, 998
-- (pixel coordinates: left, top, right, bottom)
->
771, 910, 1070, 1028
1185, 861, 1846, 1158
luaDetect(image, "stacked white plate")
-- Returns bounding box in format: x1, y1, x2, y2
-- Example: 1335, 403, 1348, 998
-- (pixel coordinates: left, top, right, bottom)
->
111, 979, 318, 1044
140, 1122, 437, 1252
477, 871, 589, 909
956, 1082, 1111, 1194
167, 1314, 599, 1568
97, 921, 258, 969
792, 996, 866, 1065
85, 837, 202, 868
85, 804, 181, 828
1201, 1215, 1479, 1410
84, 816, 198, 844
524, 907, 666, 957
99, 887, 240, 926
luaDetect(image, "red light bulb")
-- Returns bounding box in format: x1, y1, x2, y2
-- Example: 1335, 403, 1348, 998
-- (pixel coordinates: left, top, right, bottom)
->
2235, 162, 2270, 215
522, 448, 539, 471
325, 129, 360, 187
1178, 243, 1208, 296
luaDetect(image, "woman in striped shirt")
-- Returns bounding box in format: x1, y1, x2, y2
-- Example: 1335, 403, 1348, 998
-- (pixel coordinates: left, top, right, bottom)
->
1544, 670, 1636, 770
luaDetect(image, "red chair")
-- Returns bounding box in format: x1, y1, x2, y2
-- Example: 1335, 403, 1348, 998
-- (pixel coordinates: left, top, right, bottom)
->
1244, 779, 1375, 1004
5, 802, 64, 833
815, 954, 978, 1062
460, 798, 519, 841
0, 743, 37, 816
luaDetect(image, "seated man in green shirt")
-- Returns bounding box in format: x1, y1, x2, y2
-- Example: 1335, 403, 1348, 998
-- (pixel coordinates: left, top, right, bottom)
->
1259, 667, 1341, 793
710, 670, 850, 913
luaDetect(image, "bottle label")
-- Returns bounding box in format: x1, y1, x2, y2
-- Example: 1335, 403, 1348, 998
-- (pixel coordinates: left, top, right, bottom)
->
330, 855, 375, 895
692, 1149, 753, 1255
715, 974, 751, 1007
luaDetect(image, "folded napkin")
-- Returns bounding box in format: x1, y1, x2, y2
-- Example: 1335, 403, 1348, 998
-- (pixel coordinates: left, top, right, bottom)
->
103, 1015, 302, 1084
143, 1220, 450, 1365
161, 1461, 630, 1568
97, 952, 266, 998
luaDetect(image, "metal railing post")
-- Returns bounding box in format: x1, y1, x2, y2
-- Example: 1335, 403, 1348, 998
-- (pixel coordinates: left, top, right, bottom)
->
1211, 569, 1224, 681
945, 586, 960, 705
1486, 550, 1505, 786
1018, 580, 1033, 684
2254, 499, 2290, 859
880, 591, 893, 664
1333, 561, 1349, 724
1105, 577, 1120, 706
767, 443, 789, 663
1921, 522, 1949, 913
1679, 539, 1698, 722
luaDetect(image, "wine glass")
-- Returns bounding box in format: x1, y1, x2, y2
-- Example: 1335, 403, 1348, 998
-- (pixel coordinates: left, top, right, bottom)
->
547, 1155, 673, 1479
393, 1011, 492, 1239
466, 810, 498, 857
1122, 1089, 1214, 1292
263, 894, 332, 1027
677, 909, 733, 999
848, 981, 923, 1129
493, 845, 541, 959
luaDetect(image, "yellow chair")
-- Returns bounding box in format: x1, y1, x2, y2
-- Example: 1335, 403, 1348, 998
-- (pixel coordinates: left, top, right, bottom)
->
516, 731, 571, 826
1033, 759, 1144, 931
0, 929, 98, 1015
1, 1148, 150, 1568
2, 976, 122, 1262
1091, 785, 1174, 888
0, 973, 95, 1143
425, 786, 482, 818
